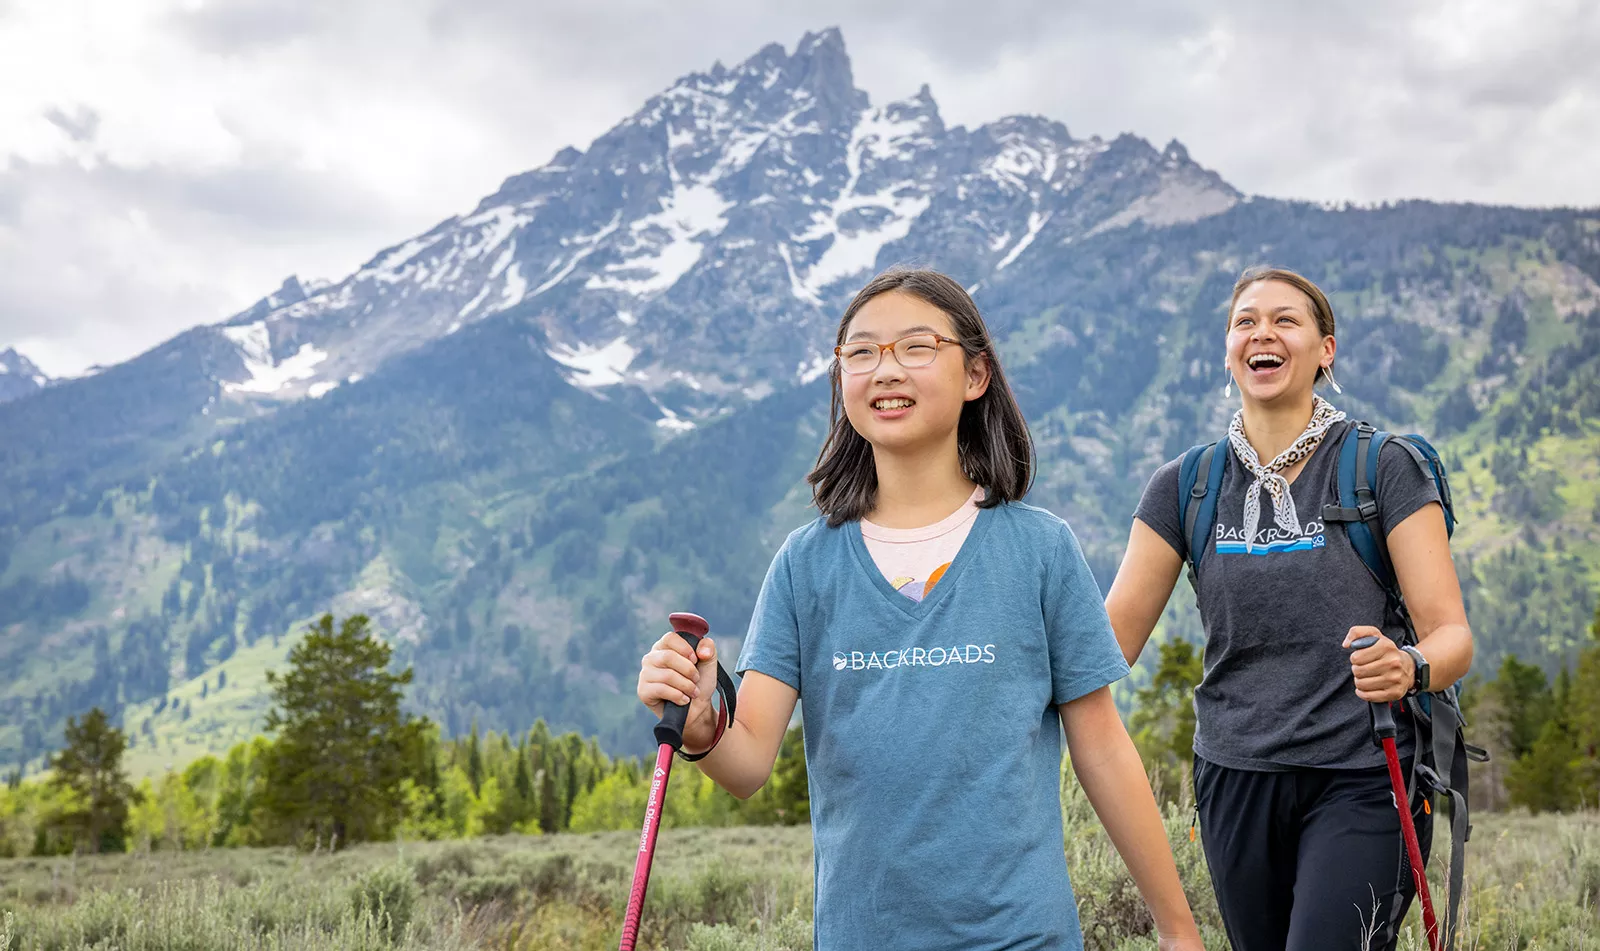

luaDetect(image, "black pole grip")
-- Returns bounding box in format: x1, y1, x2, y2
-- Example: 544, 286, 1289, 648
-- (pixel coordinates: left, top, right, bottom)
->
1371, 698, 1398, 738
653, 613, 711, 750
1350, 634, 1398, 739
654, 632, 702, 749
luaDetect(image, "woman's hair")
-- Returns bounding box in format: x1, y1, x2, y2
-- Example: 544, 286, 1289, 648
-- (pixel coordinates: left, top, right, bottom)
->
1229, 265, 1338, 377
807, 268, 1034, 527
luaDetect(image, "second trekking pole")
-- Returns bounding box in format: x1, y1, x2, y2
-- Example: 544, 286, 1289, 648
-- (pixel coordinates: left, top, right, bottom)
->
618, 612, 712, 951
1351, 633, 1441, 951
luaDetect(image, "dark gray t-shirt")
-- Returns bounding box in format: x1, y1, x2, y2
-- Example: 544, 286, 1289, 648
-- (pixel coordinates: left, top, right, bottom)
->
1134, 420, 1441, 771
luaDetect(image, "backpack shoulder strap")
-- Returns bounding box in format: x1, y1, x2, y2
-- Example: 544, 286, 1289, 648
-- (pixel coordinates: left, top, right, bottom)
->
1322, 423, 1400, 598
1177, 441, 1227, 590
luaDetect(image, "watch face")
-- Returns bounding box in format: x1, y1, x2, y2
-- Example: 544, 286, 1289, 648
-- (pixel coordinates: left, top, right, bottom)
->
1406, 647, 1429, 691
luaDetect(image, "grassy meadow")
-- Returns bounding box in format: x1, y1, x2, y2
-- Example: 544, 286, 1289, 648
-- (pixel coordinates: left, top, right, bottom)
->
0, 773, 1597, 951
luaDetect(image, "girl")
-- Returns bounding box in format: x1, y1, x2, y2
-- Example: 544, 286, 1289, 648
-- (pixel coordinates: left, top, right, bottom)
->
1106, 266, 1475, 951
637, 268, 1204, 950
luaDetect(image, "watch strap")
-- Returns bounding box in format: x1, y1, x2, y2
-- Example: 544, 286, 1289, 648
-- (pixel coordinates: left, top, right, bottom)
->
1401, 644, 1429, 693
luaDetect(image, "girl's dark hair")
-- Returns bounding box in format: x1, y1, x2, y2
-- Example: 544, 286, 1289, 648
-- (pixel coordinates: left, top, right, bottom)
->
807, 268, 1034, 526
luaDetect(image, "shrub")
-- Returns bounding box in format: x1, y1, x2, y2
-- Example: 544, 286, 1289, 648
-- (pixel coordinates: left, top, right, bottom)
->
349, 861, 419, 944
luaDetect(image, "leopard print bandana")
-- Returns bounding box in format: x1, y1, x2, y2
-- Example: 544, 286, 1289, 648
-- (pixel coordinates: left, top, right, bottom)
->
1226, 396, 1347, 553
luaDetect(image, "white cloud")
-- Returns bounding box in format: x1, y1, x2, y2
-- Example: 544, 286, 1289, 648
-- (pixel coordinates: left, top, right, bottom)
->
0, 0, 1595, 375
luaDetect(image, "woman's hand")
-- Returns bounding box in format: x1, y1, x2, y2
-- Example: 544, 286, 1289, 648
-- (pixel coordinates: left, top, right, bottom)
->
1157, 933, 1207, 951
1343, 626, 1415, 702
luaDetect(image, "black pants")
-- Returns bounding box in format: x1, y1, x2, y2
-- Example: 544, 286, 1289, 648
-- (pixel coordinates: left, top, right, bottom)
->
1193, 755, 1433, 951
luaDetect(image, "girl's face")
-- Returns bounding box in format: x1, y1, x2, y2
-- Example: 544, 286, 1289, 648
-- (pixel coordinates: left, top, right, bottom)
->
1226, 280, 1335, 406
839, 291, 990, 456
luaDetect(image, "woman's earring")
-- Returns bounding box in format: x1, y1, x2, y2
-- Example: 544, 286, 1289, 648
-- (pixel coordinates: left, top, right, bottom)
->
1222, 365, 1233, 399
1321, 364, 1343, 394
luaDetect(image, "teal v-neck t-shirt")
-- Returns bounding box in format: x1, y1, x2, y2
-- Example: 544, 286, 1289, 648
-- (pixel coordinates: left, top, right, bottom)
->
735, 500, 1131, 950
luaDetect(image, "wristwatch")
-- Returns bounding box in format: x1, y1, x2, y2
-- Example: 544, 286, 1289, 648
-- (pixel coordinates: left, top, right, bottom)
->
1400, 645, 1430, 694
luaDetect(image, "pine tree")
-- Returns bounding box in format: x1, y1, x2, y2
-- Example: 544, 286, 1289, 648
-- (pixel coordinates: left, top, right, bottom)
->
513, 741, 534, 803
1129, 638, 1203, 791
1564, 602, 1600, 801
1493, 655, 1553, 758
561, 733, 585, 832
512, 739, 535, 829
466, 720, 483, 795
1507, 718, 1579, 813
259, 614, 430, 848
47, 707, 136, 853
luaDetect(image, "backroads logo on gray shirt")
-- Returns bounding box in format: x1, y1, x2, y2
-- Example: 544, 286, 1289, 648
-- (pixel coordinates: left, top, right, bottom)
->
1214, 519, 1327, 555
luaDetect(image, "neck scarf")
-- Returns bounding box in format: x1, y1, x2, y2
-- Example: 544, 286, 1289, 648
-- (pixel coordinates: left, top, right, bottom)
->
1226, 396, 1346, 553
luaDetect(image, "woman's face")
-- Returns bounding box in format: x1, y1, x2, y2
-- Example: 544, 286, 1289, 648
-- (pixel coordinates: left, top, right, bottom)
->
1226, 280, 1335, 406
839, 291, 989, 455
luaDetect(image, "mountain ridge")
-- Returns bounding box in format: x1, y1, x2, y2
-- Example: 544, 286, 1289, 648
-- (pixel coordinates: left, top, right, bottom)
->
0, 28, 1595, 774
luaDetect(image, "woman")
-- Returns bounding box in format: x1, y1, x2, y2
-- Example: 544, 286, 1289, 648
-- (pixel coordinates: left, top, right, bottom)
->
1106, 266, 1473, 951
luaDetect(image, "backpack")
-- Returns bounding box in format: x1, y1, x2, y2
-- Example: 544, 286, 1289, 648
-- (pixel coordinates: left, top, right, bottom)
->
1177, 422, 1487, 951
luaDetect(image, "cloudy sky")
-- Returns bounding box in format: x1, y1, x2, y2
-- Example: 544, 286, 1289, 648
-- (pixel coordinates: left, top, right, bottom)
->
1, 0, 1596, 377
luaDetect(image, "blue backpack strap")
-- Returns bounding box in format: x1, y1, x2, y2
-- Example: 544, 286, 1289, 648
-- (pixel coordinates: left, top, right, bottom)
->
1322, 423, 1399, 597
1177, 442, 1226, 590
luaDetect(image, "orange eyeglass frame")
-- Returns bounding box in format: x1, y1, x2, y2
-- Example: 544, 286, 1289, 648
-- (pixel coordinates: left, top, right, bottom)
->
833, 333, 962, 373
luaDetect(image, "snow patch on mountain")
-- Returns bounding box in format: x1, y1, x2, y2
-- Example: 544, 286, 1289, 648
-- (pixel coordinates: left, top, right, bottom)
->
464, 206, 534, 261
222, 322, 329, 394
364, 234, 450, 284
801, 186, 930, 293
499, 264, 528, 309
997, 211, 1051, 270
586, 181, 732, 295
532, 214, 622, 298
655, 406, 696, 432
548, 336, 637, 387
791, 103, 937, 294
797, 350, 832, 383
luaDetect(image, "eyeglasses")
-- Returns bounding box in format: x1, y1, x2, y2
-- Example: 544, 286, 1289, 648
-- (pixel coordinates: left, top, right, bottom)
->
834, 333, 962, 375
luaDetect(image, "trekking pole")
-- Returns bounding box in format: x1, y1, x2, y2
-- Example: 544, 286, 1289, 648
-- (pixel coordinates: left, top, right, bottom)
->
618, 612, 710, 951
1351, 634, 1441, 951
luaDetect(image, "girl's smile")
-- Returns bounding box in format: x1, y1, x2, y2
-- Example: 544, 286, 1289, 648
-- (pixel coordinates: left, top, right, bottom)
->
839, 291, 986, 453
869, 391, 915, 419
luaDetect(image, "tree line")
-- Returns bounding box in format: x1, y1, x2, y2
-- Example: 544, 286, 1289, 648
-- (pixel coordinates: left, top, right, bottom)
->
0, 614, 807, 856
6, 596, 1597, 857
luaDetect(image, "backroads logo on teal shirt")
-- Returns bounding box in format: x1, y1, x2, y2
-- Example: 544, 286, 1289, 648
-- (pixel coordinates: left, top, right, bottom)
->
1214, 519, 1327, 556
832, 644, 997, 671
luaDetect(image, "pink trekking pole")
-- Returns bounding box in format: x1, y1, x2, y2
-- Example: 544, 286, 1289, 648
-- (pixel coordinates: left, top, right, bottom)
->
1352, 634, 1441, 951
618, 612, 711, 951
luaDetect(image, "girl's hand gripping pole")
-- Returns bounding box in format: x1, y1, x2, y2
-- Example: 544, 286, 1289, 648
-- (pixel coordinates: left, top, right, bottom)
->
618, 612, 710, 951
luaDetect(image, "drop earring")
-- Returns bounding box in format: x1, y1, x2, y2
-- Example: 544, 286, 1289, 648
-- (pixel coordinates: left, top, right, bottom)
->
1223, 375, 1233, 399
1321, 364, 1343, 394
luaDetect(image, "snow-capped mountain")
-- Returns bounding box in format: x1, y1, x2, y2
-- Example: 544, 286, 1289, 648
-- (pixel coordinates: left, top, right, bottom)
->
0, 26, 1596, 772
0, 348, 50, 404
205, 27, 1236, 427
